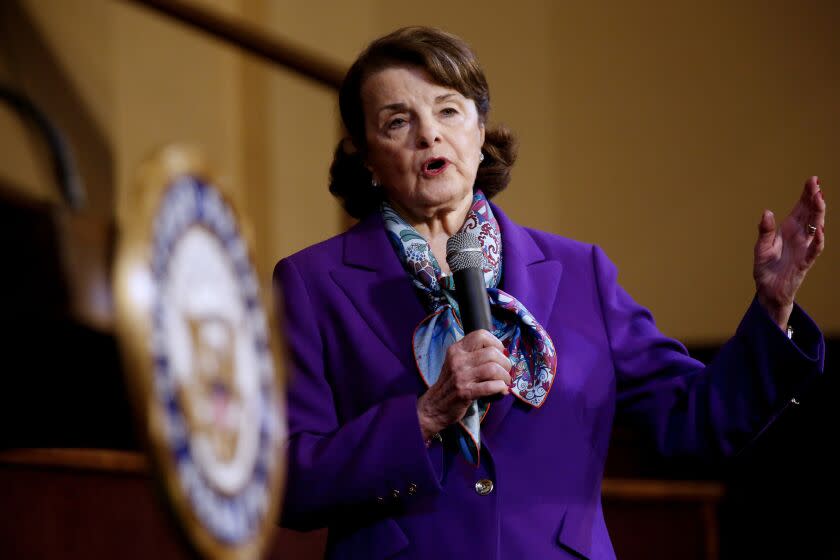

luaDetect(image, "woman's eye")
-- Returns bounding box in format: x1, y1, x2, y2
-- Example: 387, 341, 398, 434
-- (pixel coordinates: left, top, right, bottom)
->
441, 107, 458, 117
387, 117, 407, 129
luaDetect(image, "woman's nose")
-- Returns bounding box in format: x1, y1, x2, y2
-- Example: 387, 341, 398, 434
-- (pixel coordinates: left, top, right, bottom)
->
415, 118, 440, 148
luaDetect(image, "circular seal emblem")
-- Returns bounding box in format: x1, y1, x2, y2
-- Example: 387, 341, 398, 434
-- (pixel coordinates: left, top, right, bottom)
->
115, 146, 285, 559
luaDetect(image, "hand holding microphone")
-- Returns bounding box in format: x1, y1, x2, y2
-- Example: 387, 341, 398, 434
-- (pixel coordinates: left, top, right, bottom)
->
416, 232, 511, 442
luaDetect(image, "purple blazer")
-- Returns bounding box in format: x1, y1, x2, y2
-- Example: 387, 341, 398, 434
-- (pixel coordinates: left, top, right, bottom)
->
273, 203, 824, 559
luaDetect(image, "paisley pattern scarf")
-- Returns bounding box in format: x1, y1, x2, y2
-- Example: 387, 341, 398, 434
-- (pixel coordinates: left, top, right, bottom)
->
383, 190, 557, 465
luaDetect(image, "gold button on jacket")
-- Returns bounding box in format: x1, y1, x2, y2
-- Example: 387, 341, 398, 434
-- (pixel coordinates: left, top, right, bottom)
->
474, 479, 494, 496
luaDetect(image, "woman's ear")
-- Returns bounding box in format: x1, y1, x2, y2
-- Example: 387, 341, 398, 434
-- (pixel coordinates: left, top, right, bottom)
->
479, 122, 486, 147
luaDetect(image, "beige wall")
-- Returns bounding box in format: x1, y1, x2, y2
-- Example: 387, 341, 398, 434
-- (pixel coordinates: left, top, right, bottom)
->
239, 0, 378, 282
1, 0, 837, 341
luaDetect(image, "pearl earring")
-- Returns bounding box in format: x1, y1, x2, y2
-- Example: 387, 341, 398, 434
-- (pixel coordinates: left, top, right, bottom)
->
371, 178, 379, 188
479, 152, 484, 162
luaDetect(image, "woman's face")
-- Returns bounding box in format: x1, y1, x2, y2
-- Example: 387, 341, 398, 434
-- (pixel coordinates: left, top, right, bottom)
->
361, 65, 485, 221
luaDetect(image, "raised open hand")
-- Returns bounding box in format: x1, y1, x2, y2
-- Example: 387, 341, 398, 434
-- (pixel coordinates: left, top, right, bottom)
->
754, 176, 826, 330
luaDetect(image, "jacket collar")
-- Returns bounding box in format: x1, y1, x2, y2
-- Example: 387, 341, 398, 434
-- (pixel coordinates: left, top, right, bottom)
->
331, 211, 427, 374
340, 201, 547, 272
489, 201, 562, 328
342, 210, 398, 272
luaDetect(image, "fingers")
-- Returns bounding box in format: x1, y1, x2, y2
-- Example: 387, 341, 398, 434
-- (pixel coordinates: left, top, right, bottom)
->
797, 177, 825, 249
791, 176, 819, 220
448, 361, 510, 400
466, 346, 511, 371
444, 331, 512, 391
800, 176, 820, 206
792, 176, 825, 230
477, 359, 512, 384
457, 332, 511, 382
804, 223, 825, 266
754, 209, 777, 257
807, 177, 826, 233
450, 349, 511, 385
470, 379, 510, 400
460, 329, 505, 352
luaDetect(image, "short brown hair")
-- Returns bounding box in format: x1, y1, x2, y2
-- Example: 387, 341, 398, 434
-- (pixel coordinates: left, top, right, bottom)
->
329, 26, 517, 219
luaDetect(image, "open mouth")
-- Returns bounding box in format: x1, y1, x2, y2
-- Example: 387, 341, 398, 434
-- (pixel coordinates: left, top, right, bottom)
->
421, 157, 449, 176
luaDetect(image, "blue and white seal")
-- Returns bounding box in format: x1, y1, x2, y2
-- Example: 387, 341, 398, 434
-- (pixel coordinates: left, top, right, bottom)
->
115, 146, 285, 559
148, 175, 282, 547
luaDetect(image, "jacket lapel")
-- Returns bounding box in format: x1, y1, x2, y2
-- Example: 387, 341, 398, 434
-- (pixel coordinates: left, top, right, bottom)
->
329, 213, 427, 374
482, 202, 564, 438
492, 203, 564, 328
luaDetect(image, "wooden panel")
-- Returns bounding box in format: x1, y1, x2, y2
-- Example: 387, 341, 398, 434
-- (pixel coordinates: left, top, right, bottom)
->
0, 462, 189, 559
0, 450, 327, 559
604, 500, 716, 560
0, 449, 725, 559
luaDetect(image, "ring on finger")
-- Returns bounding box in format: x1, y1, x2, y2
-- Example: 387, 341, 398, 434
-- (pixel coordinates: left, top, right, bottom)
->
806, 223, 818, 235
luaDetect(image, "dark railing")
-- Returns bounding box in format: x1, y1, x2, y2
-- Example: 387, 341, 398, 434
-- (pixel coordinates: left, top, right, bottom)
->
121, 0, 346, 90
0, 85, 85, 209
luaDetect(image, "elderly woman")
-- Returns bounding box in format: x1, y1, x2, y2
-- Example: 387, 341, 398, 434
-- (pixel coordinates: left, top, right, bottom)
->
273, 27, 826, 559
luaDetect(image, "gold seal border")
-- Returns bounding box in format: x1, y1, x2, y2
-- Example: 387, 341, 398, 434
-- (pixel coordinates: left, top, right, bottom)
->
113, 145, 286, 560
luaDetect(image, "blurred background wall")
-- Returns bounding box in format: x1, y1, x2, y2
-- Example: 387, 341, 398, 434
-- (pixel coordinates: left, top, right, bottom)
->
1, 0, 837, 344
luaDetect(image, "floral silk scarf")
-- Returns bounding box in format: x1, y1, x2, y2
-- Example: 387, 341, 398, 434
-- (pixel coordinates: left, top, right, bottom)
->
382, 190, 557, 465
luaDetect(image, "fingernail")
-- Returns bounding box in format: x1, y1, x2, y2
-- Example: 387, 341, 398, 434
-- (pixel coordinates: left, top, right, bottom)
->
502, 349, 510, 357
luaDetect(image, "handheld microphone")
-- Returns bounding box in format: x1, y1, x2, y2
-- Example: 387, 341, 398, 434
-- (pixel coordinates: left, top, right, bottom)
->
446, 232, 493, 334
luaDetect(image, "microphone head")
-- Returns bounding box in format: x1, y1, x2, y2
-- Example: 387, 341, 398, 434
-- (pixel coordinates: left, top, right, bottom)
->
446, 232, 485, 272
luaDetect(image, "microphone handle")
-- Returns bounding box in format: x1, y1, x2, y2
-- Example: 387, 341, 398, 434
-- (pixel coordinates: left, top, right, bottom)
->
452, 267, 493, 334
452, 266, 504, 403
